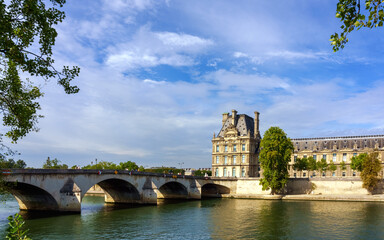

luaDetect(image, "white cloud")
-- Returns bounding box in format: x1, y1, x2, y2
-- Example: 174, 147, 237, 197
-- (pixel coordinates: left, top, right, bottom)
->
105, 26, 213, 70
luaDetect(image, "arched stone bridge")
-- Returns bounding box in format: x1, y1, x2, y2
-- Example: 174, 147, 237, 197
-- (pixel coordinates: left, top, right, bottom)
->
2, 169, 236, 213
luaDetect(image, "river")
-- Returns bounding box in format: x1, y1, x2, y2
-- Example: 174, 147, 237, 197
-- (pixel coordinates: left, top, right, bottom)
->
1, 195, 384, 239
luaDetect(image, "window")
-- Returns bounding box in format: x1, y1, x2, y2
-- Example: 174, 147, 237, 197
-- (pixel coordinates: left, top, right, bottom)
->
223, 168, 227, 177
294, 155, 297, 162
233, 155, 236, 164
242, 155, 246, 163
303, 172, 306, 177
303, 155, 307, 159
332, 153, 336, 162
294, 173, 296, 177
216, 156, 219, 164
241, 168, 245, 177
323, 154, 327, 160
322, 172, 325, 177
216, 145, 219, 152
232, 168, 236, 177
353, 172, 356, 176
332, 172, 336, 177
343, 153, 347, 161
313, 172, 316, 177
215, 168, 219, 177
242, 144, 246, 151
353, 153, 357, 157
224, 156, 228, 165
313, 155, 317, 160
233, 145, 237, 152
342, 172, 346, 177
258, 166, 260, 171
224, 145, 228, 152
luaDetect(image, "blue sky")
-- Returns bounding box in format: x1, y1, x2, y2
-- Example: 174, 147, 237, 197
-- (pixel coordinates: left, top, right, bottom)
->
4, 0, 384, 168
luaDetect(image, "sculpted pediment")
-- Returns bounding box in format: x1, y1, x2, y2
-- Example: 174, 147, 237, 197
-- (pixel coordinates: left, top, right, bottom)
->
224, 124, 239, 138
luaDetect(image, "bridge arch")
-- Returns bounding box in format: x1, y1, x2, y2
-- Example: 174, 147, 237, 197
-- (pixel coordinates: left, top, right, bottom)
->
201, 183, 230, 198
88, 178, 141, 204
7, 182, 59, 211
158, 181, 188, 199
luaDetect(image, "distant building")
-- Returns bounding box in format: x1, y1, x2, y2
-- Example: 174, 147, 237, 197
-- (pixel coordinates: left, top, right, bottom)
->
290, 135, 384, 178
212, 110, 384, 178
211, 110, 261, 177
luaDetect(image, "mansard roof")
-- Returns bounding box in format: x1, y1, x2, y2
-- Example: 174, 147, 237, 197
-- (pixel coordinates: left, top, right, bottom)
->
217, 114, 254, 137
291, 135, 384, 152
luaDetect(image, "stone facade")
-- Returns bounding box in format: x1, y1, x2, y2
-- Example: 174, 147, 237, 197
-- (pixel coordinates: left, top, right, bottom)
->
211, 110, 261, 178
212, 110, 384, 179
290, 135, 384, 178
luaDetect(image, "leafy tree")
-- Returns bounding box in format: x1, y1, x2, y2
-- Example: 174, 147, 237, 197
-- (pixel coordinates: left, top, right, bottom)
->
293, 157, 308, 177
42, 157, 68, 169
316, 158, 328, 175
0, 158, 26, 168
193, 170, 212, 177
0, 0, 79, 145
360, 152, 381, 193
351, 153, 367, 172
144, 167, 185, 175
6, 213, 30, 240
340, 160, 347, 170
82, 161, 118, 170
307, 156, 318, 171
117, 161, 138, 171
331, 0, 384, 51
259, 127, 293, 194
138, 165, 145, 172
328, 162, 337, 173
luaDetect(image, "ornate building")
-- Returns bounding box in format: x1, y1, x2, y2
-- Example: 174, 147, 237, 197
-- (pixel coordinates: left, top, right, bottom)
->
211, 110, 261, 177
290, 135, 384, 178
212, 110, 384, 178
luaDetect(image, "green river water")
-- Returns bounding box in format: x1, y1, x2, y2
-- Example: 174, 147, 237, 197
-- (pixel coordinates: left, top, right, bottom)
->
1, 195, 384, 239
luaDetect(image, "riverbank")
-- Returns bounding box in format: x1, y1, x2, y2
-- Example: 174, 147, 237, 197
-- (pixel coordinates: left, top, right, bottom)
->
232, 193, 384, 202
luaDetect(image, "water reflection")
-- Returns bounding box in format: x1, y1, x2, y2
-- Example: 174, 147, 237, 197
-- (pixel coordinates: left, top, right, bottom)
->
2, 195, 384, 239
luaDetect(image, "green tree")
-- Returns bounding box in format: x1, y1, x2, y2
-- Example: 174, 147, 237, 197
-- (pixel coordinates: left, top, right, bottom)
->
259, 127, 293, 194
0, 158, 26, 168
117, 161, 138, 171
340, 160, 347, 170
360, 152, 382, 193
0, 0, 79, 144
293, 157, 308, 177
307, 156, 318, 176
6, 213, 30, 240
351, 153, 367, 172
193, 170, 212, 177
316, 158, 328, 175
328, 162, 337, 174
331, 0, 384, 51
42, 157, 67, 169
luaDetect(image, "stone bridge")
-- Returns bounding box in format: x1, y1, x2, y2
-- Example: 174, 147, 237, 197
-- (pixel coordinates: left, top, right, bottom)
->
2, 169, 236, 213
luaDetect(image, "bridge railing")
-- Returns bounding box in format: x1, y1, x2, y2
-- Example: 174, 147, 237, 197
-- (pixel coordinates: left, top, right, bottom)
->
1, 169, 210, 180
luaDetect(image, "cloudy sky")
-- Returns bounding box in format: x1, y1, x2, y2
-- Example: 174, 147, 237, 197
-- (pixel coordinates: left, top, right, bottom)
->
4, 0, 384, 168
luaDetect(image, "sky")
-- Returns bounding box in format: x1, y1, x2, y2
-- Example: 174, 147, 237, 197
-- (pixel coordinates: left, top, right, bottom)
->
3, 0, 384, 168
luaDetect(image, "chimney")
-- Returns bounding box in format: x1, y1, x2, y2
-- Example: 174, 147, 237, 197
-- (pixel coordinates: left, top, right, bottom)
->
231, 109, 237, 126
254, 111, 260, 137
222, 112, 229, 126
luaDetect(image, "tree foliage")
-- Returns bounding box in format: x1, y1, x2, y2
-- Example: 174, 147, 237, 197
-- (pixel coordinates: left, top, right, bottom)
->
293, 157, 308, 177
331, 0, 384, 51
360, 152, 382, 193
193, 169, 212, 177
82, 160, 142, 171
316, 158, 328, 173
351, 153, 367, 171
259, 127, 293, 194
328, 162, 337, 172
0, 158, 26, 168
42, 157, 67, 169
6, 213, 30, 240
0, 0, 79, 144
307, 156, 318, 171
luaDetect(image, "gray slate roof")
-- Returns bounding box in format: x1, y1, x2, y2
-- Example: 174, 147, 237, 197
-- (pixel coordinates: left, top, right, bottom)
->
217, 114, 254, 137
291, 135, 384, 151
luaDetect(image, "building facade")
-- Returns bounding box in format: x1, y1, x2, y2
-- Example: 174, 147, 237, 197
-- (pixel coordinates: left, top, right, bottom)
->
212, 110, 384, 178
211, 110, 261, 178
290, 135, 384, 178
